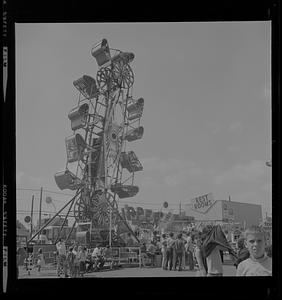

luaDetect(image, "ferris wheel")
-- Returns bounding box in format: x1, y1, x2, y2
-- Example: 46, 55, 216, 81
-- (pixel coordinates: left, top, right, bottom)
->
53, 39, 144, 244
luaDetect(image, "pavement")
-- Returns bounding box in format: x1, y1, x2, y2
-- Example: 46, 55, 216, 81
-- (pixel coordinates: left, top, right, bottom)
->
18, 263, 236, 278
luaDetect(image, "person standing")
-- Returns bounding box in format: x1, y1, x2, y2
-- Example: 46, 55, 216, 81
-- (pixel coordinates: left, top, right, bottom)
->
194, 237, 207, 277
77, 246, 87, 277
24, 253, 33, 276
140, 242, 148, 267
36, 248, 45, 273
174, 233, 185, 271
160, 234, 168, 270
56, 238, 68, 277
165, 232, 175, 270
202, 225, 237, 277
66, 247, 75, 277
185, 233, 194, 270
234, 237, 250, 268
147, 241, 157, 267
72, 246, 79, 277
206, 245, 226, 276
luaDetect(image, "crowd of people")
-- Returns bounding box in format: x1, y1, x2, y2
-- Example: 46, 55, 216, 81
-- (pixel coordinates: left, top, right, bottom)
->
20, 224, 272, 277
54, 239, 119, 278
136, 224, 272, 276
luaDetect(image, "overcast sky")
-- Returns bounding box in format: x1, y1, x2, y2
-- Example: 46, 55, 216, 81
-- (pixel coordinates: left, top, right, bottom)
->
15, 22, 271, 225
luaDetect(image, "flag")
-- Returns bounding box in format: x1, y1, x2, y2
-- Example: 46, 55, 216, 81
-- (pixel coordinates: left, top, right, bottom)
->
202, 225, 237, 259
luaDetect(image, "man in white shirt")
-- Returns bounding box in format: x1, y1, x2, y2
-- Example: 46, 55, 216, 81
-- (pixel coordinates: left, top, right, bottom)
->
92, 245, 102, 258
56, 239, 67, 256
91, 244, 104, 270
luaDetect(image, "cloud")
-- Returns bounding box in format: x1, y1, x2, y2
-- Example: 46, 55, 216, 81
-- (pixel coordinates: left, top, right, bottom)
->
214, 160, 266, 186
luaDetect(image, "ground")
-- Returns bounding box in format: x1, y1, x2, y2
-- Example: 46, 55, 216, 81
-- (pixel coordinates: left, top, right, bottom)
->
18, 263, 236, 278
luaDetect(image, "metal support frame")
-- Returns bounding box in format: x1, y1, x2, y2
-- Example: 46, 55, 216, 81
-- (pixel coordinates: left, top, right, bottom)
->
27, 189, 80, 244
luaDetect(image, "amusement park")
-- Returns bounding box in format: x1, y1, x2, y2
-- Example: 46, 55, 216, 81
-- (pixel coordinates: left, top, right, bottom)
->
15, 24, 272, 281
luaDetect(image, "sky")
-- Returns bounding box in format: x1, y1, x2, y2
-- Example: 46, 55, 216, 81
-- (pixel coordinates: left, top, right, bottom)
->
15, 22, 272, 226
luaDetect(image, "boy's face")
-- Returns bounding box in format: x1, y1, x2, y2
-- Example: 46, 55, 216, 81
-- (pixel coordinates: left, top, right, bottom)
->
244, 232, 265, 259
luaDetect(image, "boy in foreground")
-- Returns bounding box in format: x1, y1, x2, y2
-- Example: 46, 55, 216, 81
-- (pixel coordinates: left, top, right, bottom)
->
236, 225, 272, 276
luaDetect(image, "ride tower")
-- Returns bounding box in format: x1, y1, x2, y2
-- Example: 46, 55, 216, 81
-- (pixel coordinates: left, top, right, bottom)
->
53, 39, 144, 246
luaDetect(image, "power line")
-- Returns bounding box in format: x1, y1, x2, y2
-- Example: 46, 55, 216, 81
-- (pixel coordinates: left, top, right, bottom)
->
17, 188, 74, 197
43, 189, 74, 197
16, 188, 41, 192
17, 188, 180, 207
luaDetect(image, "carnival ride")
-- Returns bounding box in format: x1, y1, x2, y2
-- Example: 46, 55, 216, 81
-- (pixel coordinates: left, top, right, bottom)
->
28, 39, 144, 246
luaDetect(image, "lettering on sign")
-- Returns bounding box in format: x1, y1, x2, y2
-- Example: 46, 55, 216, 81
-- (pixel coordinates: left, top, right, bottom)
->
191, 193, 215, 214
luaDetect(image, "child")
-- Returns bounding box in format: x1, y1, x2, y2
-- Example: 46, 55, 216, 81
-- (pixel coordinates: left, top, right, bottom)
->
37, 248, 45, 272
24, 253, 33, 275
236, 225, 272, 276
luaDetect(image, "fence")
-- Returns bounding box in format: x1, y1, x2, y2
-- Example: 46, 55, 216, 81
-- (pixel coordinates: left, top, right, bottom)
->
108, 247, 141, 267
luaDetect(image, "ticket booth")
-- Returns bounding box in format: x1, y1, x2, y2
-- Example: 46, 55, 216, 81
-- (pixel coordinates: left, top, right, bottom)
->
126, 98, 144, 121
68, 103, 89, 131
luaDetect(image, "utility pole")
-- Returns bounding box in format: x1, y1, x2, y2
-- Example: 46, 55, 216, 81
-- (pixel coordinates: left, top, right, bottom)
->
38, 187, 43, 240
179, 202, 182, 216
30, 195, 34, 238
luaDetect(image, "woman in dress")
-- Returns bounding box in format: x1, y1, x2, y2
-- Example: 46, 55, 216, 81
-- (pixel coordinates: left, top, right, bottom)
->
37, 248, 45, 272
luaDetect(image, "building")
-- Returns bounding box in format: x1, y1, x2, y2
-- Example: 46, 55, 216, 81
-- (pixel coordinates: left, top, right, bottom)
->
16, 220, 30, 247
185, 197, 262, 229
260, 215, 272, 245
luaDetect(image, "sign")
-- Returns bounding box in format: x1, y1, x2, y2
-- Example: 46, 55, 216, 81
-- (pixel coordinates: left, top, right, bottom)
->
24, 216, 31, 223
191, 193, 215, 214
161, 211, 174, 223
45, 196, 52, 204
